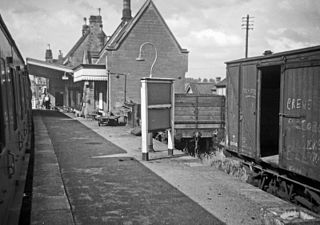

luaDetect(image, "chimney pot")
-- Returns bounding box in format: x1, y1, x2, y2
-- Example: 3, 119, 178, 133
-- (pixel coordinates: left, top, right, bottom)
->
82, 17, 89, 36
122, 0, 132, 21
45, 44, 53, 62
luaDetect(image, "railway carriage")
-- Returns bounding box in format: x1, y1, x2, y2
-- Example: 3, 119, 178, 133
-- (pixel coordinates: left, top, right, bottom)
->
0, 14, 32, 225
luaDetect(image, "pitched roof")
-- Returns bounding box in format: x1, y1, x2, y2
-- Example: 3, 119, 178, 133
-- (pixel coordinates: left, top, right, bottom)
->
102, 0, 188, 53
225, 45, 320, 64
26, 58, 73, 80
63, 31, 90, 65
186, 83, 217, 95
27, 58, 73, 72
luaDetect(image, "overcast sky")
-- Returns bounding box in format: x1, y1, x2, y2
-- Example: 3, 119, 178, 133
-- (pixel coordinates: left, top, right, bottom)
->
1, 0, 320, 79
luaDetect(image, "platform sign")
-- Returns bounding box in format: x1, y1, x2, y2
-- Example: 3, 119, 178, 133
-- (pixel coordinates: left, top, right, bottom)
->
141, 78, 175, 161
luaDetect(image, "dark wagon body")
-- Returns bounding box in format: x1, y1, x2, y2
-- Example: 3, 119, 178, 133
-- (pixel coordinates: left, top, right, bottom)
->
225, 45, 320, 183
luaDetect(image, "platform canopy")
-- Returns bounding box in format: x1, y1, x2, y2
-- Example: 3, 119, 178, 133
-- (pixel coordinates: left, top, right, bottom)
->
27, 58, 73, 80
73, 64, 107, 82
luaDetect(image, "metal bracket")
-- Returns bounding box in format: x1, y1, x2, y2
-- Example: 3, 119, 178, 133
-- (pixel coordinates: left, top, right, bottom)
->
279, 113, 305, 119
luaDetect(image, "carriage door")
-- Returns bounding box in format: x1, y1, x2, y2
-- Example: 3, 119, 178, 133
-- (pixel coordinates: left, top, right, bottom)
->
239, 64, 257, 158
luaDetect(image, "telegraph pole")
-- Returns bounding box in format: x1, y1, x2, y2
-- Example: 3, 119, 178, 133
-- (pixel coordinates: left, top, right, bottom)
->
242, 15, 254, 58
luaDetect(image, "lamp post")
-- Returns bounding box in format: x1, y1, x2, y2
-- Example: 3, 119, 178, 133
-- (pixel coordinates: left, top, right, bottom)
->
62, 71, 69, 80
136, 42, 158, 78
136, 42, 159, 153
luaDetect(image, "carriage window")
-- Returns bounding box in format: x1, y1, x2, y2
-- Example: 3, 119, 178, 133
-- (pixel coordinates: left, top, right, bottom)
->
22, 76, 26, 113
0, 59, 6, 151
18, 74, 23, 119
10, 69, 18, 130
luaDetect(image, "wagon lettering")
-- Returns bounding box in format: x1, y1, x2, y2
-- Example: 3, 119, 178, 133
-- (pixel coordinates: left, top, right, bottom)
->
312, 121, 318, 133
302, 100, 307, 110
305, 138, 320, 152
286, 98, 312, 111
243, 88, 256, 98
312, 152, 320, 165
296, 98, 301, 109
292, 98, 296, 109
290, 119, 320, 134
286, 98, 291, 110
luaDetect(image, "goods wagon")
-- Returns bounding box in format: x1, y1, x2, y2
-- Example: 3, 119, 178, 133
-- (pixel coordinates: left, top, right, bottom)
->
225, 45, 320, 212
0, 14, 33, 225
174, 94, 225, 155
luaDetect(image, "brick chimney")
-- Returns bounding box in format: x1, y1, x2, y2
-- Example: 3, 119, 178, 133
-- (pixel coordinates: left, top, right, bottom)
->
122, 0, 132, 21
45, 44, 53, 63
58, 50, 63, 64
82, 17, 89, 36
89, 15, 102, 33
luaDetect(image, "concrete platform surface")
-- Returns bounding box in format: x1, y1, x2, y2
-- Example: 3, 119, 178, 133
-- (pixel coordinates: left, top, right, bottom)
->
31, 110, 298, 225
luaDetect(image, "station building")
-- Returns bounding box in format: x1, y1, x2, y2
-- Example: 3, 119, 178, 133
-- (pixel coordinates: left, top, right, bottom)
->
27, 0, 188, 119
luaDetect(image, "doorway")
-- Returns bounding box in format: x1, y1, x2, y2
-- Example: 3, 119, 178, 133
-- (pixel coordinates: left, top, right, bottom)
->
260, 66, 281, 158
55, 92, 63, 106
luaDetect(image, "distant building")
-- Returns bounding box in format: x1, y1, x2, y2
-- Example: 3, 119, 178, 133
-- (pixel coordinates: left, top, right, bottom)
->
29, 75, 49, 109
186, 82, 217, 95
215, 78, 226, 96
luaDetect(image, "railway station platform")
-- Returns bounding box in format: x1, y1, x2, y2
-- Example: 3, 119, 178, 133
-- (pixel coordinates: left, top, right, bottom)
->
31, 110, 313, 225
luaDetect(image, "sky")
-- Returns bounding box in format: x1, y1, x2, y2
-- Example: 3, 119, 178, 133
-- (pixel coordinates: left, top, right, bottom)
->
1, 0, 320, 79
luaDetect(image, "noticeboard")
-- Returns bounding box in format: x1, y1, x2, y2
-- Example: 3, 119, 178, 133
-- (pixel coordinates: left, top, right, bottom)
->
148, 108, 171, 131
141, 78, 174, 132
141, 77, 175, 159
147, 83, 171, 105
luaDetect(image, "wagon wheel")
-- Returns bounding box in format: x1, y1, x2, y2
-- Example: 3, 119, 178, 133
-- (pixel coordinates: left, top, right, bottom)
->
278, 180, 292, 201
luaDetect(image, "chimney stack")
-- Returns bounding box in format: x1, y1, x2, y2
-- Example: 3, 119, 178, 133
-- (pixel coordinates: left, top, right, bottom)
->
89, 15, 102, 33
58, 50, 63, 63
82, 17, 89, 36
45, 44, 53, 63
122, 0, 132, 21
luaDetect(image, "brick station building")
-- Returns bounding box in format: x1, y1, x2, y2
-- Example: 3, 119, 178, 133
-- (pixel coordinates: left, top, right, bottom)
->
28, 0, 188, 120
95, 0, 189, 112
28, 13, 108, 113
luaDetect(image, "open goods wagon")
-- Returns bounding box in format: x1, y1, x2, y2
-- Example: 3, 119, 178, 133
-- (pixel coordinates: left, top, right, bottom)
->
174, 94, 225, 154
225, 45, 320, 212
